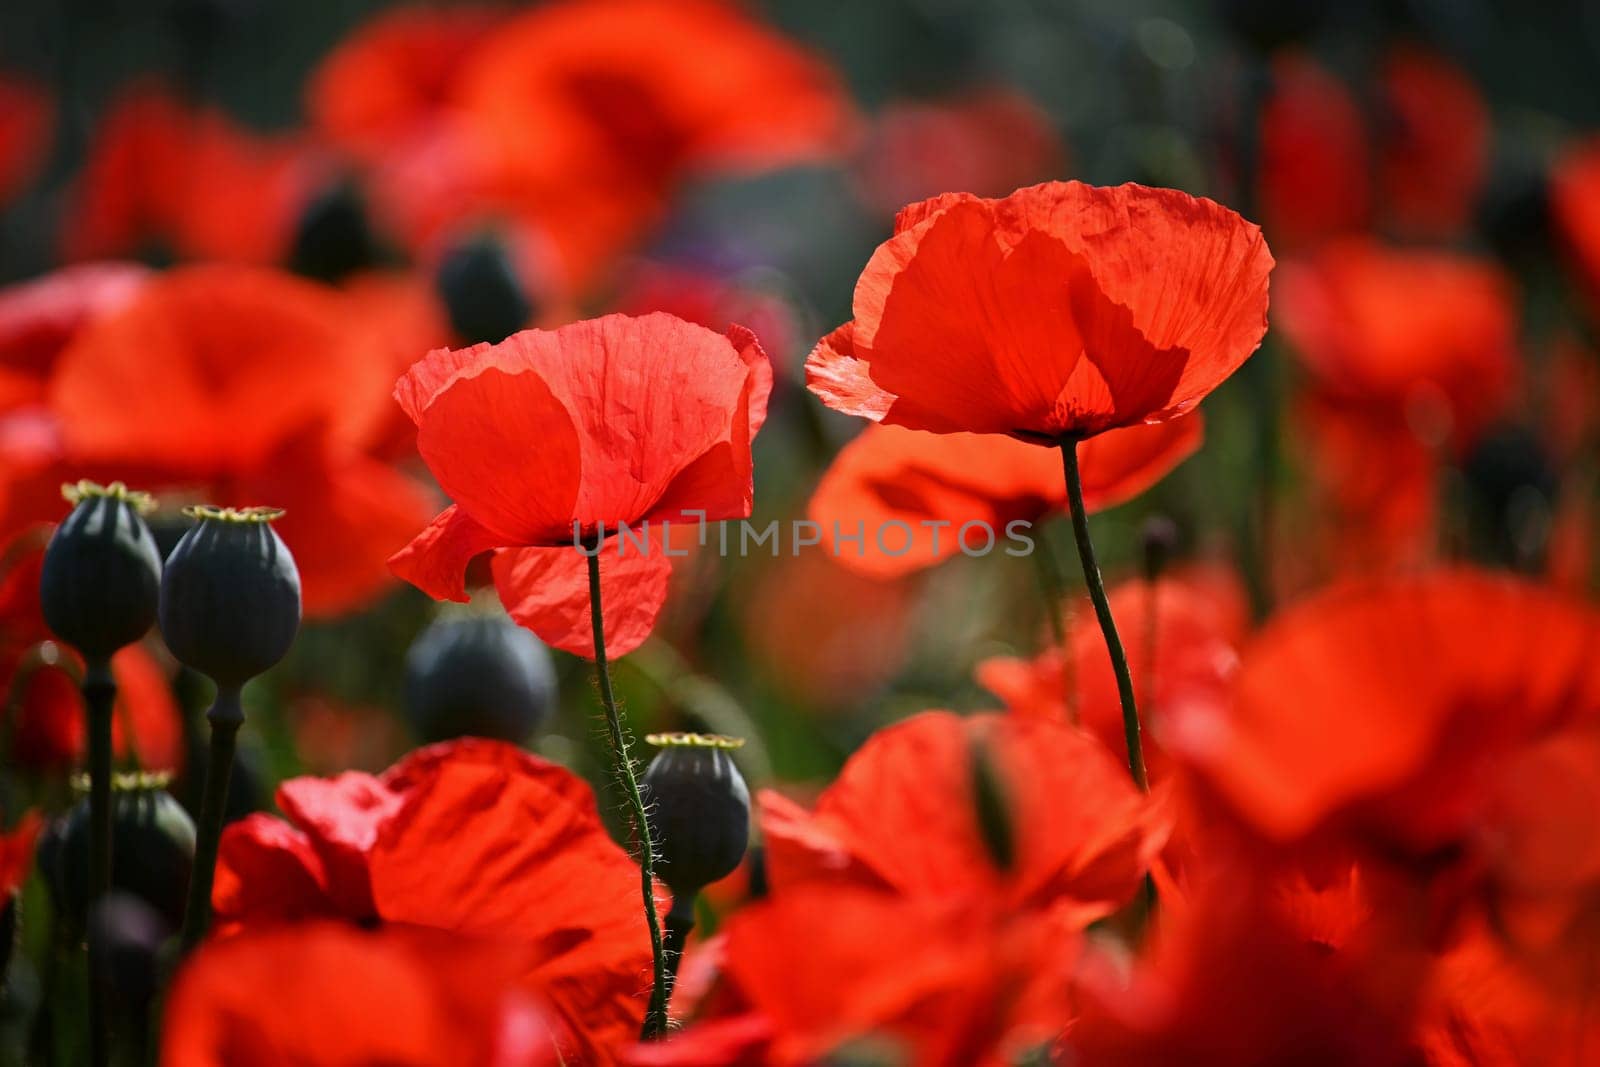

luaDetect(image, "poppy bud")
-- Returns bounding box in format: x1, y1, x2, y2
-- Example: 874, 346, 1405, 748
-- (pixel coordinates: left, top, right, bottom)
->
287, 178, 384, 283
404, 613, 558, 744
641, 734, 750, 902
40, 482, 162, 661
159, 506, 301, 695
53, 774, 197, 933
435, 232, 535, 345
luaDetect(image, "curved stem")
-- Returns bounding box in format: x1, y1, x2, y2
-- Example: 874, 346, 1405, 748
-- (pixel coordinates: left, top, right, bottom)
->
586, 551, 669, 1039
1060, 441, 1148, 792
179, 688, 241, 952
83, 659, 114, 1067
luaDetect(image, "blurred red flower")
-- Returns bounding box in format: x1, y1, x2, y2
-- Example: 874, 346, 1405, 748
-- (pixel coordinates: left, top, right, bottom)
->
853, 88, 1066, 218
0, 74, 52, 210
213, 738, 654, 1061
163, 921, 565, 1067
808, 415, 1201, 577
1182, 572, 1600, 862
332, 0, 853, 292
1067, 875, 1425, 1066
389, 313, 771, 657
0, 811, 41, 896
61, 84, 316, 265
307, 5, 505, 168
761, 710, 1168, 924
1258, 46, 1488, 247
978, 567, 1246, 784
610, 263, 798, 374
0, 526, 182, 773
0, 263, 149, 413
0, 264, 436, 616
1276, 240, 1519, 572
1552, 138, 1600, 313
633, 886, 1083, 1066
807, 181, 1272, 440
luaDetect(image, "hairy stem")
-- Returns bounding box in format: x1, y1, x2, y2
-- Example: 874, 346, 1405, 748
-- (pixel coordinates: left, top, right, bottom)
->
587, 551, 669, 1039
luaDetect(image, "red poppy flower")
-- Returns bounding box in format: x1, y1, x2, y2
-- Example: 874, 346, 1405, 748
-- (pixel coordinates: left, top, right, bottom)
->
1277, 240, 1518, 439
1552, 139, 1600, 311
1257, 47, 1488, 247
633, 886, 1083, 1066
62, 83, 315, 266
1275, 240, 1519, 573
1181, 572, 1600, 853
806, 181, 1273, 441
0, 264, 149, 413
762, 710, 1168, 924
610, 263, 798, 373
0, 527, 182, 773
212, 738, 654, 1059
30, 264, 435, 616
808, 415, 1202, 577
977, 568, 1245, 783
1256, 52, 1369, 247
389, 312, 772, 657
307, 5, 505, 167
1067, 876, 1424, 1066
1377, 45, 1490, 239
0, 74, 52, 210
854, 87, 1067, 219
162, 922, 565, 1067
442, 0, 852, 288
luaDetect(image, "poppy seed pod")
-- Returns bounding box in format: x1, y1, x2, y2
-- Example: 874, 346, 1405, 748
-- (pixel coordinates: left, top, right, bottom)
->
435, 232, 534, 345
403, 614, 558, 744
641, 734, 750, 901
40, 481, 162, 660
54, 775, 197, 933
159, 506, 301, 694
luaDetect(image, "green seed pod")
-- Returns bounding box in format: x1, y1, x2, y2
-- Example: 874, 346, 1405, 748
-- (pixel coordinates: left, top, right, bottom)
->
404, 614, 558, 744
641, 734, 750, 900
159, 506, 301, 693
54, 774, 197, 933
40, 482, 162, 660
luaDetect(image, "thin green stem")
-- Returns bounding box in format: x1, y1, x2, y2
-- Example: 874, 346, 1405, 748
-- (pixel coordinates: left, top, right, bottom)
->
180, 689, 241, 952
586, 550, 669, 1039
83, 659, 114, 1067
1030, 535, 1079, 725
1060, 441, 1148, 792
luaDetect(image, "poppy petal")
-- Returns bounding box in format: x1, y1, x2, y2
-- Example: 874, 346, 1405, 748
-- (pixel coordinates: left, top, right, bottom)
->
492, 543, 674, 659
368, 743, 655, 1059
388, 504, 508, 603
275, 772, 403, 919
212, 814, 335, 927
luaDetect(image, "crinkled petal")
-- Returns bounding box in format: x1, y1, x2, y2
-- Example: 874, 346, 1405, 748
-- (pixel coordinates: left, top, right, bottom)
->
491, 543, 674, 659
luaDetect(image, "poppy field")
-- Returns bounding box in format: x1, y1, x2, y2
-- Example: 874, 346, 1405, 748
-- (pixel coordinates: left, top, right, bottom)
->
2, 0, 1600, 1064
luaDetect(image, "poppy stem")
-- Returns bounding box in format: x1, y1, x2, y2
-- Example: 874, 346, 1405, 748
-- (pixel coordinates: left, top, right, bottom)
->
83, 658, 114, 1067
180, 689, 241, 953
1060, 440, 1149, 792
586, 551, 670, 1040
1030, 536, 1079, 725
